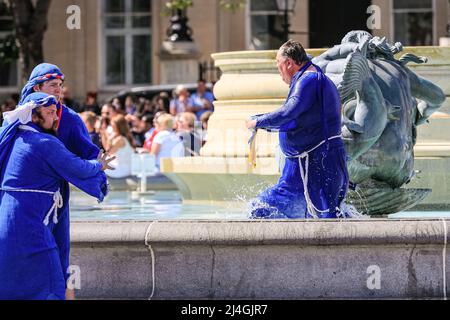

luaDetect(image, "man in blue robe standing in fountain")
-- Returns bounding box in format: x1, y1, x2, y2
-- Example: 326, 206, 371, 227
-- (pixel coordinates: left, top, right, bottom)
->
246, 40, 349, 219
2, 63, 106, 299
0, 93, 114, 300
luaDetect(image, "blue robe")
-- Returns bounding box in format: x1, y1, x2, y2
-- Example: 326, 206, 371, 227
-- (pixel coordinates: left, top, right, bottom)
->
13, 63, 104, 287
0, 122, 106, 300
250, 62, 349, 219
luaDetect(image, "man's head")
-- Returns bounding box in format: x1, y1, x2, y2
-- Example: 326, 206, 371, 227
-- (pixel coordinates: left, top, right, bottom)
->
19, 63, 65, 105
276, 39, 309, 84
32, 104, 59, 135
33, 78, 64, 102
175, 85, 188, 97
3, 93, 58, 134
197, 80, 207, 94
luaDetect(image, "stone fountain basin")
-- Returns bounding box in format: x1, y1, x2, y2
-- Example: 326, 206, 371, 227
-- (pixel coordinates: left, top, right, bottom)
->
70, 219, 450, 299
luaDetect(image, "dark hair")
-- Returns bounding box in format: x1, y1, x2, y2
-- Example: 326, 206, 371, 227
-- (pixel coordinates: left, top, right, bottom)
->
142, 114, 154, 127
1, 98, 15, 113
86, 91, 97, 99
279, 39, 309, 65
156, 94, 170, 113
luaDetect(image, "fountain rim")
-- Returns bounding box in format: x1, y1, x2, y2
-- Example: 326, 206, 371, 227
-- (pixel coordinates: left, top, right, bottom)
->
71, 219, 450, 246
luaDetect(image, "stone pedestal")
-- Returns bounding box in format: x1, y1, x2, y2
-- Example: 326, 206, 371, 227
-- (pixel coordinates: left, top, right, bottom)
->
159, 41, 200, 84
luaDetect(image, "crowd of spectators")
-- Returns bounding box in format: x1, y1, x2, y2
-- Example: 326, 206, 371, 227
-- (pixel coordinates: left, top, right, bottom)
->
0, 80, 215, 179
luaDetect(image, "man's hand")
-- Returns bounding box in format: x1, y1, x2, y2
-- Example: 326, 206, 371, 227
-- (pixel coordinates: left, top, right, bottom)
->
97, 150, 116, 171
246, 119, 257, 130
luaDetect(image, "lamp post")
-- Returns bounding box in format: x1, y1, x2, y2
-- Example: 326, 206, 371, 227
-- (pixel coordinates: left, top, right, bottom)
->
276, 0, 297, 42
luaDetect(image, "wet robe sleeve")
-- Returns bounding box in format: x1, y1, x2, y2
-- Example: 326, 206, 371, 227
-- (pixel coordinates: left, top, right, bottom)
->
255, 75, 318, 131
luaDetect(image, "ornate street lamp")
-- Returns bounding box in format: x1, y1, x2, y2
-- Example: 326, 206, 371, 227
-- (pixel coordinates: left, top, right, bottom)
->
276, 0, 298, 42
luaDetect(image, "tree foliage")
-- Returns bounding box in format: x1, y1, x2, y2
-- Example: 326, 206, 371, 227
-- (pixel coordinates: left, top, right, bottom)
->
163, 0, 246, 15
3, 0, 52, 84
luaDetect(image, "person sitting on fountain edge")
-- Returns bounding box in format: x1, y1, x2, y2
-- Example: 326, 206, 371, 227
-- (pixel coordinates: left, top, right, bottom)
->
246, 39, 349, 219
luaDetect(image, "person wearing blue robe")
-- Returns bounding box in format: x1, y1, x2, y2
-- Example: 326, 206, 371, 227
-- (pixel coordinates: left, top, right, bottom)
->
0, 93, 111, 300
246, 40, 349, 219
9, 63, 106, 298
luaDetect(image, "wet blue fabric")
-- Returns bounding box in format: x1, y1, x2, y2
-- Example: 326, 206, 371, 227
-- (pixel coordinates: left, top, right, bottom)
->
250, 62, 349, 219
15, 63, 105, 286
0, 120, 106, 300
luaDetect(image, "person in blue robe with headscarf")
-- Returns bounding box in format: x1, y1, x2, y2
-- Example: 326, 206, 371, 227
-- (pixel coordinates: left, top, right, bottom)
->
17, 63, 100, 160
0, 93, 114, 300
246, 40, 349, 219
5, 63, 106, 299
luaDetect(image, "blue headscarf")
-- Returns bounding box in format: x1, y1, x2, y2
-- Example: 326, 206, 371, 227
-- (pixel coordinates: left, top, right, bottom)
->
0, 93, 58, 166
18, 63, 65, 105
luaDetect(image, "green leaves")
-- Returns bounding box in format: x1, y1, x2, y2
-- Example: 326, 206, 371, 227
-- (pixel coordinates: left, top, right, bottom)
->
0, 34, 19, 66
162, 0, 246, 16
162, 0, 193, 16
219, 0, 246, 13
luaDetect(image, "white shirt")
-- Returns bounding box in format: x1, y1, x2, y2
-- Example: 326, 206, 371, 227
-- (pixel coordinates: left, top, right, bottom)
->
105, 138, 134, 178
153, 130, 184, 171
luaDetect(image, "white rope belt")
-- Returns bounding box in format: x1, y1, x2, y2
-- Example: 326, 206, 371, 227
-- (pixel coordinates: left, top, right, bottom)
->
0, 188, 63, 226
286, 135, 343, 219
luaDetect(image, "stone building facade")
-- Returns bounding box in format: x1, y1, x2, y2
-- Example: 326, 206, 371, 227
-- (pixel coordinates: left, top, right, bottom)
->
0, 0, 449, 102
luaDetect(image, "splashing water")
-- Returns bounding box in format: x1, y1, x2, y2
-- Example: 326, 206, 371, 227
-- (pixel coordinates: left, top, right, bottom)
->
338, 201, 368, 219
246, 198, 289, 219
228, 179, 272, 206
